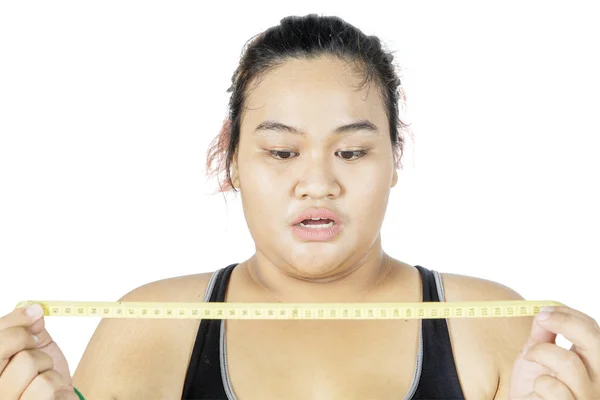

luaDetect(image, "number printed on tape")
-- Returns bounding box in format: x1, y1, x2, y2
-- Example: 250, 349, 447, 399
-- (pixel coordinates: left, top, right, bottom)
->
14, 300, 564, 320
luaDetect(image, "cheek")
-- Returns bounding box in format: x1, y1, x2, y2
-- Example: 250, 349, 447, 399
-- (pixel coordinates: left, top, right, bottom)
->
240, 159, 288, 194
238, 159, 289, 226
343, 165, 392, 224
344, 161, 391, 192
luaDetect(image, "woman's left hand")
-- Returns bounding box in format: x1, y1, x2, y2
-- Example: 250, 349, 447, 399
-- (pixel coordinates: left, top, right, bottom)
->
508, 305, 600, 399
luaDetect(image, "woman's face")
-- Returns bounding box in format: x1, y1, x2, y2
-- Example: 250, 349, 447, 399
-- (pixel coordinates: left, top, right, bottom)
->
233, 56, 398, 279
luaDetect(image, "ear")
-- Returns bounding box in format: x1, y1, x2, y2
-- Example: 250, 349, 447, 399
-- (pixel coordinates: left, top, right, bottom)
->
391, 168, 398, 188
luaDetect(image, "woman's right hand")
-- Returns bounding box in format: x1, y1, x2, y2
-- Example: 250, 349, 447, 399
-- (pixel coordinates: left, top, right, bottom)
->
0, 303, 78, 399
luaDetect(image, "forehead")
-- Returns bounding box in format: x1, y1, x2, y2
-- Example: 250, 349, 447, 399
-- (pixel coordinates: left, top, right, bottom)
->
242, 56, 388, 131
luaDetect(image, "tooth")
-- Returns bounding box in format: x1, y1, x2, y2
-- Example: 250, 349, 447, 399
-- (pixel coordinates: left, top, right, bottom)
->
299, 221, 334, 229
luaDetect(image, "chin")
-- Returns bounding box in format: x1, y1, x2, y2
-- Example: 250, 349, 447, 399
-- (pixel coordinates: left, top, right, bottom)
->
285, 249, 349, 281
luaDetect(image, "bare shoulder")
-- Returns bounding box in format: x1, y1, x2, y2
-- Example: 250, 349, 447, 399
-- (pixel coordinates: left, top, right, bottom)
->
72, 271, 215, 399
440, 270, 525, 302
440, 271, 534, 343
439, 271, 534, 398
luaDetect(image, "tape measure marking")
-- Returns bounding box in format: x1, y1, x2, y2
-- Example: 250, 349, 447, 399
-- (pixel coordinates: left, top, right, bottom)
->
14, 300, 563, 320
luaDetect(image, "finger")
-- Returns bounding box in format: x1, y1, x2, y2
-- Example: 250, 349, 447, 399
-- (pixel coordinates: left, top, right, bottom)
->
20, 369, 69, 400
0, 303, 45, 332
536, 309, 600, 382
0, 349, 54, 399
548, 306, 600, 357
0, 326, 40, 373
0, 305, 52, 357
533, 374, 575, 399
520, 314, 558, 357
525, 343, 594, 399
27, 314, 55, 348
546, 305, 600, 330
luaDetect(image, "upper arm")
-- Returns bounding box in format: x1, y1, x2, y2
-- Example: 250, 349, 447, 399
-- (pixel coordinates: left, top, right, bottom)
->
71, 273, 212, 399
485, 290, 534, 400
440, 273, 534, 400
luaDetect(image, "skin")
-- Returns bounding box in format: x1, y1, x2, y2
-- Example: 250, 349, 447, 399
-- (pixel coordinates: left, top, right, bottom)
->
231, 55, 399, 303
63, 55, 599, 399
0, 305, 77, 399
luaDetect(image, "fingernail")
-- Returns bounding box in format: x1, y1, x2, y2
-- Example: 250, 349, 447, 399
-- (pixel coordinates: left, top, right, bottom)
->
33, 335, 40, 345
26, 304, 44, 318
540, 306, 555, 313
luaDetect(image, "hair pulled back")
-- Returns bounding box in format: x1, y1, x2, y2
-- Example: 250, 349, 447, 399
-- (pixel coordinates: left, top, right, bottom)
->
206, 14, 411, 192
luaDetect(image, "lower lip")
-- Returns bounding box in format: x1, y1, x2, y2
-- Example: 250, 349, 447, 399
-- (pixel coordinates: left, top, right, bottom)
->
291, 222, 342, 242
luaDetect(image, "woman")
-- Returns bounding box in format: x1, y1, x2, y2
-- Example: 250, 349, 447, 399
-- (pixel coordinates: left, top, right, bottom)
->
1, 14, 599, 399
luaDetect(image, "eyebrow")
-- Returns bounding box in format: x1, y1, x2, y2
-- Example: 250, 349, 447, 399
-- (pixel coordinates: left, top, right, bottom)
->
252, 120, 380, 136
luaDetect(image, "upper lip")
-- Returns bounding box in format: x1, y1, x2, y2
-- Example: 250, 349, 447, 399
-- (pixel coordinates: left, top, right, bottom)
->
291, 207, 341, 226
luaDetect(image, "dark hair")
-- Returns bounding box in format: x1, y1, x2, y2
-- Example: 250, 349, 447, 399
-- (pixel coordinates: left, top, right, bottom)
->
206, 13, 411, 192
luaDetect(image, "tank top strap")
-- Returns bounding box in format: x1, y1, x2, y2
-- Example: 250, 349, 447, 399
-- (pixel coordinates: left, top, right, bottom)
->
207, 263, 238, 302
414, 264, 445, 302
181, 263, 238, 399
410, 265, 466, 399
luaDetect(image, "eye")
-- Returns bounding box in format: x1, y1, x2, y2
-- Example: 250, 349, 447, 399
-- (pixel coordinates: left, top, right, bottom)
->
335, 150, 368, 161
269, 150, 298, 160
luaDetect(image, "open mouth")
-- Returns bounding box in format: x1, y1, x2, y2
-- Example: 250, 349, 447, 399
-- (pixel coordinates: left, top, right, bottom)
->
298, 218, 335, 229
291, 209, 341, 241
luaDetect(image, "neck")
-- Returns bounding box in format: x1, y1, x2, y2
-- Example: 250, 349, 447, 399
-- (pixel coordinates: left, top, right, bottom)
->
243, 238, 395, 303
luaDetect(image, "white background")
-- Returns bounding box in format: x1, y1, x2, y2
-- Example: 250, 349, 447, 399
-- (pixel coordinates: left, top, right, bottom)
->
1, 1, 598, 375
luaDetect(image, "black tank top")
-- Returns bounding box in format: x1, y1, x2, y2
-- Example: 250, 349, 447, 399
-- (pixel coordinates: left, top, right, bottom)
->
181, 264, 466, 399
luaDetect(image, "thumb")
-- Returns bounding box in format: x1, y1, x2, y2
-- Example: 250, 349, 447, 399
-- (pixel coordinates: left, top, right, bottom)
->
27, 311, 54, 346
23, 305, 73, 385
520, 316, 557, 355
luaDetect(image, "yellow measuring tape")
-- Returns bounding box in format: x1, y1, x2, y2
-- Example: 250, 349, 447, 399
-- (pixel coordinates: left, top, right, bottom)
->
15, 300, 563, 320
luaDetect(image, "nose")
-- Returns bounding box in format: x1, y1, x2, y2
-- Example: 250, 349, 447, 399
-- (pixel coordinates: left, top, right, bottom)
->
294, 156, 342, 200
